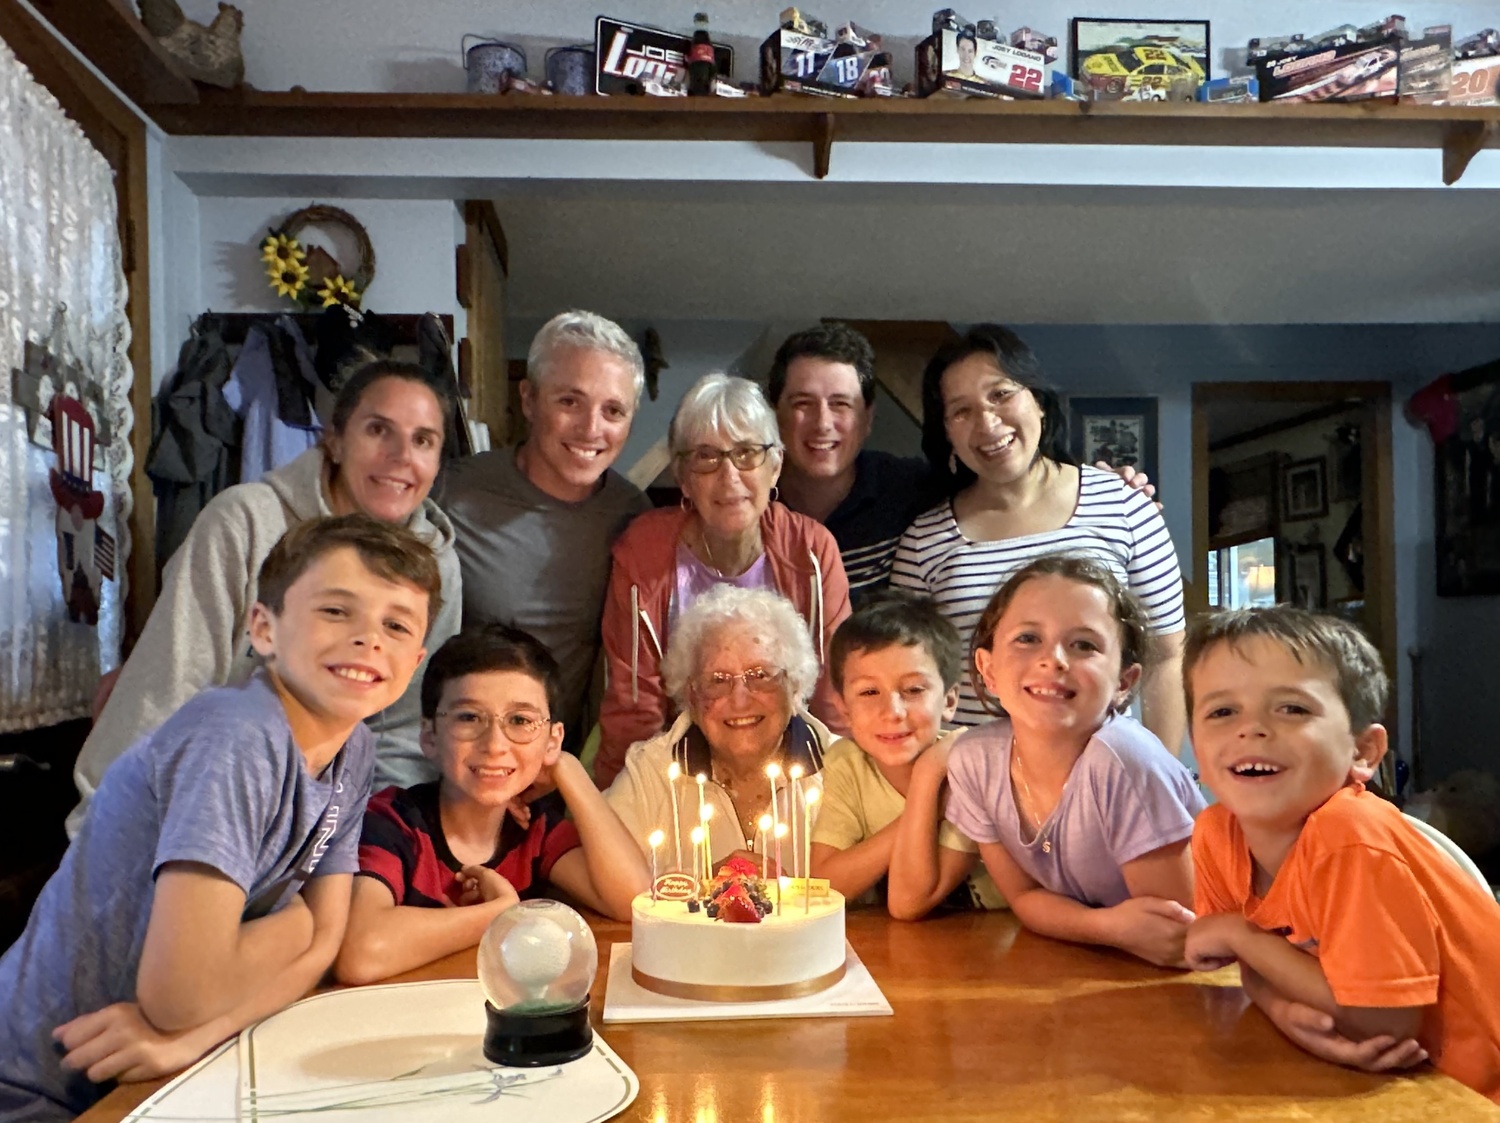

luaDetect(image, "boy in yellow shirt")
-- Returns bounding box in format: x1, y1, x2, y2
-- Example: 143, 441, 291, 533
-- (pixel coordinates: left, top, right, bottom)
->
811, 593, 1002, 914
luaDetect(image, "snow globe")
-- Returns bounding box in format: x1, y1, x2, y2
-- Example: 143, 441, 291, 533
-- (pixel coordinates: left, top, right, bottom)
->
476, 900, 598, 1065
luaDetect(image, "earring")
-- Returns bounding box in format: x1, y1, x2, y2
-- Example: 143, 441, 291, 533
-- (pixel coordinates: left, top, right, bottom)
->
680, 494, 693, 512
948, 452, 958, 475
769, 486, 780, 504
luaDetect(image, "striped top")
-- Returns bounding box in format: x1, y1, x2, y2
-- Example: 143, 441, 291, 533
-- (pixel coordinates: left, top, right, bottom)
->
890, 466, 1185, 729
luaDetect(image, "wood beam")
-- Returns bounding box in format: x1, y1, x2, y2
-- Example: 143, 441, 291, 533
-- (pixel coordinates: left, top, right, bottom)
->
23, 0, 198, 107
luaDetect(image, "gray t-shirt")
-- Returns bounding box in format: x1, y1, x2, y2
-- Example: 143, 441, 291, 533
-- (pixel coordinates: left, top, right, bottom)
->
0, 672, 373, 1121
944, 715, 1203, 908
438, 447, 650, 743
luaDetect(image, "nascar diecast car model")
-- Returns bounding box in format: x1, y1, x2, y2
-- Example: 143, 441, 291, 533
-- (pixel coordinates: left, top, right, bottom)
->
1080, 43, 1204, 100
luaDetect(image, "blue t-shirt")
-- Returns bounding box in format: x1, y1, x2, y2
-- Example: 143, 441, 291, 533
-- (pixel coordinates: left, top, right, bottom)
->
944, 715, 1203, 908
0, 671, 373, 1120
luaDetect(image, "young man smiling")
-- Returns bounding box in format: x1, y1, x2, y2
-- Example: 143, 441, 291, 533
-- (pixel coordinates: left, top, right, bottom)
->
768, 323, 944, 606
439, 311, 651, 750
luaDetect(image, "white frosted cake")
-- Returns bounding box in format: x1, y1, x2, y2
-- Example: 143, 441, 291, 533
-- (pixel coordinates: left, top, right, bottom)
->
630, 868, 846, 1002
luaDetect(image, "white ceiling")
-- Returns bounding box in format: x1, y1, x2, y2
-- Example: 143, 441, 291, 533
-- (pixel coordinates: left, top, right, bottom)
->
493, 181, 1500, 326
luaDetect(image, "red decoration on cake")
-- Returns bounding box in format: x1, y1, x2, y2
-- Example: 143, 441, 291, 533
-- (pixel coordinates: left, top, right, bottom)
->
704, 860, 771, 923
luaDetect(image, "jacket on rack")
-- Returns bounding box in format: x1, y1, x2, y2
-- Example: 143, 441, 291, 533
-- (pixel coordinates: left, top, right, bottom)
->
222, 316, 322, 483
145, 315, 239, 569
594, 501, 851, 789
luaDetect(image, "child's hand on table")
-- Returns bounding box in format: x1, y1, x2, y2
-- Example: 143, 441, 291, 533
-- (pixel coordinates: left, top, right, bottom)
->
54, 1002, 209, 1084
455, 866, 520, 911
1184, 912, 1249, 972
1236, 965, 1427, 1073
1110, 896, 1195, 968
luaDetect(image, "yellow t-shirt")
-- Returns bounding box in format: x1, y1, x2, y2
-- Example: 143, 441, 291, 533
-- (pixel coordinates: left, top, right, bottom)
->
813, 733, 1006, 909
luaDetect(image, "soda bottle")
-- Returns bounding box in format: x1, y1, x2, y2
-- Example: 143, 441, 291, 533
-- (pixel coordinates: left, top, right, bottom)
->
687, 12, 717, 96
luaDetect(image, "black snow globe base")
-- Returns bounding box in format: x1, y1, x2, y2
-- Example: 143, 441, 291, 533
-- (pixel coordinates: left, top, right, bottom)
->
482, 998, 593, 1066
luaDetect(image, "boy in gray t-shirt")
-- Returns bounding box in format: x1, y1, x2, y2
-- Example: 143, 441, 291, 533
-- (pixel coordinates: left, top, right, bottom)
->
0, 515, 441, 1121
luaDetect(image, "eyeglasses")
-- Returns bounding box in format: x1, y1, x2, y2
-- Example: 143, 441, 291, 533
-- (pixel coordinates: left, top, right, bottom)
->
435, 708, 556, 744
695, 667, 787, 700
678, 443, 775, 474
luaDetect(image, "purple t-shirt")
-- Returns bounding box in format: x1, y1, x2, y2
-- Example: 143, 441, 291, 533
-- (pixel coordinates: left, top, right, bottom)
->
0, 671, 372, 1121
944, 715, 1203, 907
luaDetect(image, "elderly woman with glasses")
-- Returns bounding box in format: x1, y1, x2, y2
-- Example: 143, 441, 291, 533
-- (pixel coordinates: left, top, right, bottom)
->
604, 584, 835, 868
594, 373, 851, 788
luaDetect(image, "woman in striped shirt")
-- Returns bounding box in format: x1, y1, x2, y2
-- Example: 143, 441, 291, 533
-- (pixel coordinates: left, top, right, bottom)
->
891, 325, 1186, 752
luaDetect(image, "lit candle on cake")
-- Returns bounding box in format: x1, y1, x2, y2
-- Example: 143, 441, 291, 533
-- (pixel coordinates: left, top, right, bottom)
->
773, 822, 789, 915
648, 829, 664, 901
667, 761, 684, 872
765, 762, 782, 882
757, 814, 772, 879
699, 803, 714, 878
695, 772, 707, 867
788, 764, 804, 879
802, 787, 820, 913
690, 826, 705, 890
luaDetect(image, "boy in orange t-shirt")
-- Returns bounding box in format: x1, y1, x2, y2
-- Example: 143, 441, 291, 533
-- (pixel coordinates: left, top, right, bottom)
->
1183, 606, 1500, 1104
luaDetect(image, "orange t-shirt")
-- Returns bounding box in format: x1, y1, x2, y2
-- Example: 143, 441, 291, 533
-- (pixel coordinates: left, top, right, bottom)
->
1193, 786, 1500, 1104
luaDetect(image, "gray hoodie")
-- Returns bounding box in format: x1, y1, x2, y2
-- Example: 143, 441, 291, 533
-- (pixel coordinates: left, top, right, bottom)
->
70, 447, 460, 832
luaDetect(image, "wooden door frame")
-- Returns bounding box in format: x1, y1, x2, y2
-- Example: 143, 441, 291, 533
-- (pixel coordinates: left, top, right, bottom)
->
3, 0, 155, 646
1191, 380, 1397, 728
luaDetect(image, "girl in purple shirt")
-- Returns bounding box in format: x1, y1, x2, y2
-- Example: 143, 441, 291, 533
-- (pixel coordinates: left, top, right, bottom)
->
888, 555, 1203, 967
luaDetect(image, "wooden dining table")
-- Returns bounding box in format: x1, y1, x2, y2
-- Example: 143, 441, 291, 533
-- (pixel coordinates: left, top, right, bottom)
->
80, 908, 1498, 1122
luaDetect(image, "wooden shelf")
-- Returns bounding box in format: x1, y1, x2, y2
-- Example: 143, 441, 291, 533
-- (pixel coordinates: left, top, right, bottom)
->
28, 0, 198, 106
149, 89, 1500, 181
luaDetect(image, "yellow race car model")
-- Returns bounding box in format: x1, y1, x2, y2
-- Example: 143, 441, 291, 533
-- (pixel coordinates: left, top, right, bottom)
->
1081, 44, 1204, 100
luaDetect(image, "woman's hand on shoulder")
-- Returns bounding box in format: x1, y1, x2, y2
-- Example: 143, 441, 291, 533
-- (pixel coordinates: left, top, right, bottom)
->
1097, 461, 1163, 512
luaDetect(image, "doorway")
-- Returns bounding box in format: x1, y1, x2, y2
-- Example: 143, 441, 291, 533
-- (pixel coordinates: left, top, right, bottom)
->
1191, 381, 1397, 755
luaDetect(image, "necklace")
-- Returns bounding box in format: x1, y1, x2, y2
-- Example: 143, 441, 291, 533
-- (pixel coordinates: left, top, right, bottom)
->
700, 530, 723, 577
1010, 737, 1055, 854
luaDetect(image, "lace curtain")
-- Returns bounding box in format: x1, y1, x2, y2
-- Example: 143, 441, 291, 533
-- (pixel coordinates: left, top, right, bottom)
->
0, 36, 134, 731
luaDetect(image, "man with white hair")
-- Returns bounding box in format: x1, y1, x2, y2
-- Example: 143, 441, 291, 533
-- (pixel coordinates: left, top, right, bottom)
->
439, 310, 651, 748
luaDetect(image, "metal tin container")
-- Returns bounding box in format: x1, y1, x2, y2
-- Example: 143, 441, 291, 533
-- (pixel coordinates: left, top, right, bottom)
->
463, 36, 527, 94
545, 45, 596, 95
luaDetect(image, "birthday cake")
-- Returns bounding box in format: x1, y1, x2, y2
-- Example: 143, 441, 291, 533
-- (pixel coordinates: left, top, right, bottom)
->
630, 859, 846, 1002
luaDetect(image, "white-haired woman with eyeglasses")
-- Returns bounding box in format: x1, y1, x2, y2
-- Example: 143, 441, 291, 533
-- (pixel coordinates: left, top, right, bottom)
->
604, 585, 835, 867
595, 373, 851, 788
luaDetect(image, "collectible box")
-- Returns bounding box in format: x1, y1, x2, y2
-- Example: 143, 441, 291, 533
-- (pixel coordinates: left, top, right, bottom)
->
1433, 54, 1500, 104
1255, 35, 1399, 102
595, 16, 732, 96
1399, 25, 1452, 100
916, 11, 1054, 99
760, 15, 891, 98
1195, 75, 1259, 103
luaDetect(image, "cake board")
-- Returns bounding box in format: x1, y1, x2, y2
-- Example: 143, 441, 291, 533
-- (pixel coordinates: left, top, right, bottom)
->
122, 979, 638, 1123
601, 940, 892, 1023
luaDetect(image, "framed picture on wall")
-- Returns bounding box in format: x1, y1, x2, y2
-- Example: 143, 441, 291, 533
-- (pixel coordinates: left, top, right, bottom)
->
1069, 397, 1158, 489
1070, 18, 1210, 100
1282, 542, 1327, 610
1282, 457, 1328, 521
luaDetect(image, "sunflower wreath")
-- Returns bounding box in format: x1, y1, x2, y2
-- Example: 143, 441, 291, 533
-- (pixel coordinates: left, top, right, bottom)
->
259, 204, 376, 309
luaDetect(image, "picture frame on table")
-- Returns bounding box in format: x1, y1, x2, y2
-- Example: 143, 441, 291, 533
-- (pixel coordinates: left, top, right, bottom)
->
1282, 542, 1327, 610
1069, 396, 1158, 490
1282, 457, 1328, 521
1070, 18, 1210, 100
